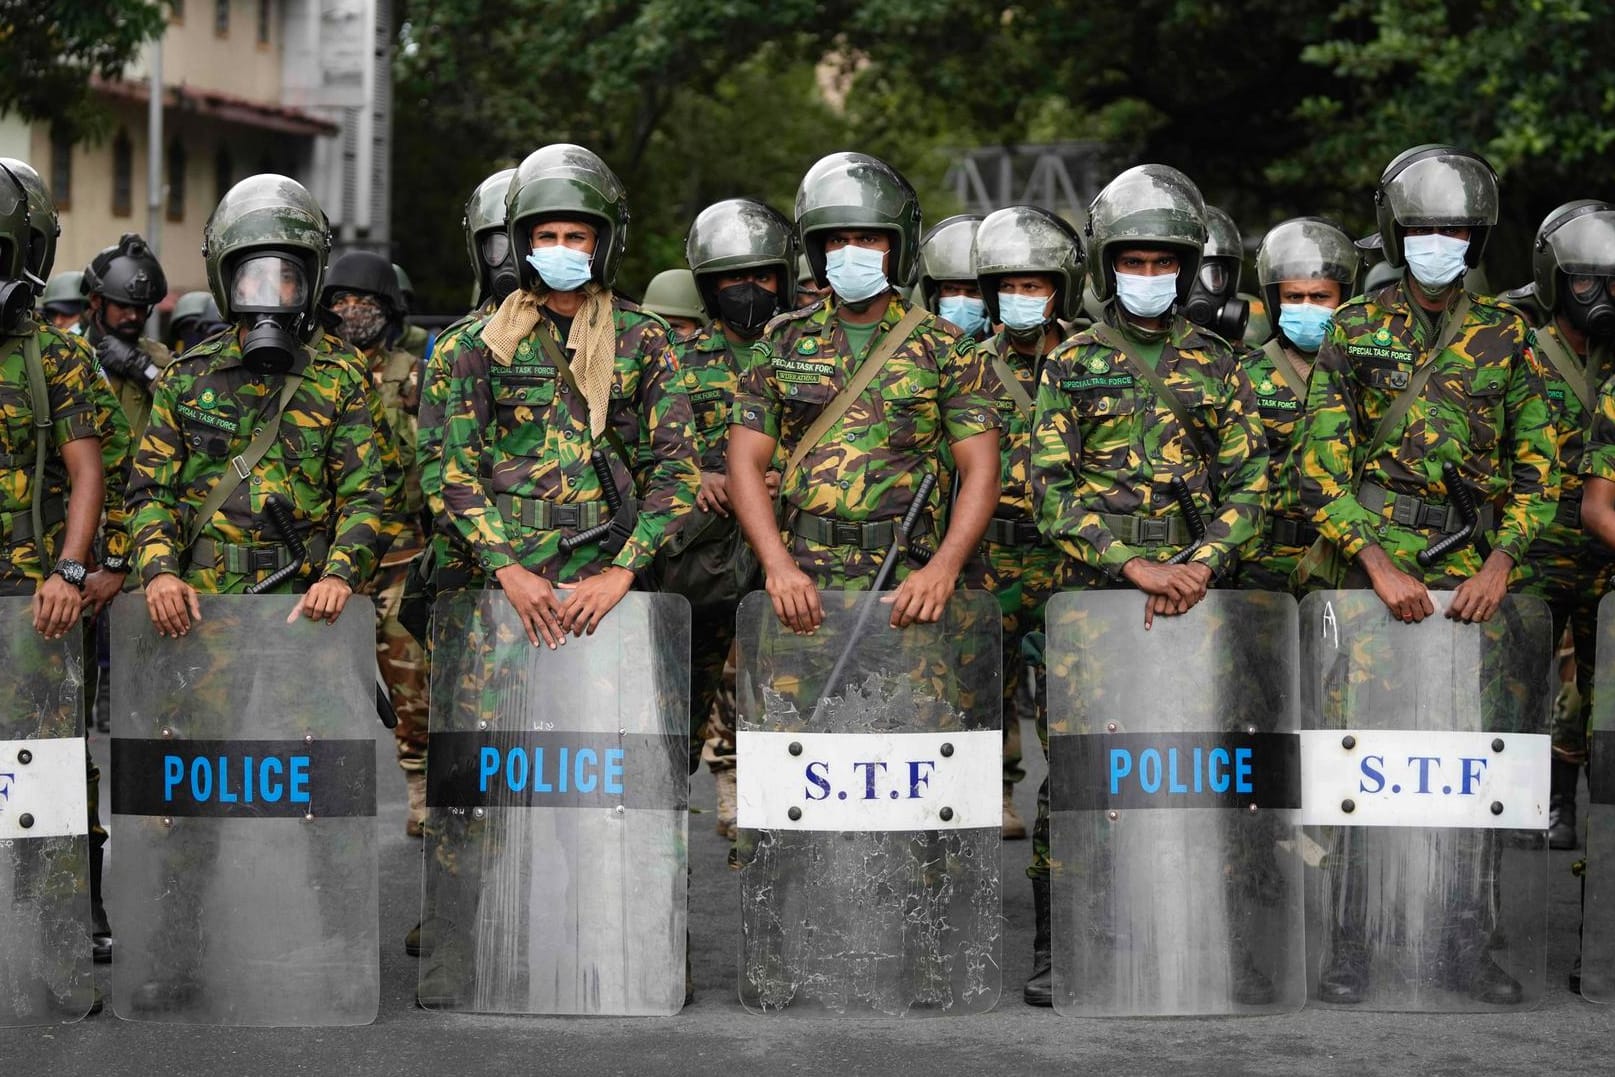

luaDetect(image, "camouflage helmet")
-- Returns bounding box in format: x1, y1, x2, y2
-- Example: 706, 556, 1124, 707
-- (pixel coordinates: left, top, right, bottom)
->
463, 167, 516, 306
506, 144, 629, 290
202, 174, 332, 328
322, 249, 405, 315
84, 232, 167, 308
1085, 164, 1207, 303
684, 198, 795, 312
794, 151, 922, 289
171, 289, 223, 327
0, 158, 58, 290
972, 205, 1086, 323
1255, 217, 1359, 327
1531, 199, 1615, 313
915, 215, 983, 312
41, 270, 83, 311
640, 268, 706, 322
1374, 145, 1499, 269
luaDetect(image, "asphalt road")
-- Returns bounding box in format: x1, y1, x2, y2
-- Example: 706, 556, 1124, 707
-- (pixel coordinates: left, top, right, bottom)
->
1, 719, 1608, 1077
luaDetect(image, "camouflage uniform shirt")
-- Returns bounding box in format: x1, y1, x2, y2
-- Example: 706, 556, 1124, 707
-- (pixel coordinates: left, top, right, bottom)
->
675, 324, 744, 472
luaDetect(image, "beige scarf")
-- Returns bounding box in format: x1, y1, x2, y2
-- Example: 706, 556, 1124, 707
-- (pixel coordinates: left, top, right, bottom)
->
482, 283, 616, 436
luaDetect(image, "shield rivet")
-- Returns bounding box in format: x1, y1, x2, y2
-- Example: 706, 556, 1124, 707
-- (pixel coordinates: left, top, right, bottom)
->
1106, 722, 1118, 733
1341, 799, 1356, 814
788, 742, 803, 757
1106, 810, 1119, 822
478, 721, 489, 731
940, 743, 954, 758
16, 749, 30, 765
1341, 735, 1356, 751
614, 805, 625, 816
472, 808, 485, 820
1491, 738, 1505, 753
939, 807, 954, 822
161, 728, 173, 739
304, 813, 315, 822
1248, 804, 1259, 814
18, 813, 33, 829
618, 730, 626, 738
788, 806, 802, 821
1490, 801, 1504, 816
1246, 726, 1256, 736
162, 817, 173, 827
304, 734, 314, 745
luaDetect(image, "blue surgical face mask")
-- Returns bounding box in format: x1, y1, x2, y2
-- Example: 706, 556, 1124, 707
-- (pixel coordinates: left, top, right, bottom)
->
824, 244, 890, 303
998, 292, 1052, 332
1277, 302, 1336, 353
938, 294, 988, 337
1114, 270, 1179, 318
1401, 233, 1470, 289
527, 245, 593, 293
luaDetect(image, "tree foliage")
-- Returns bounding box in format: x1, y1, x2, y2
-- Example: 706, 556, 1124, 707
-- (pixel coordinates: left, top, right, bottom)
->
0, 0, 168, 137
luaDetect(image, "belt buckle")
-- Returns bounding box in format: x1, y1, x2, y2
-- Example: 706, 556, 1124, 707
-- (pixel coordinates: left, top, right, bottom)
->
833, 521, 861, 547
1138, 518, 1170, 545
552, 504, 581, 530
248, 547, 282, 573
1389, 495, 1421, 528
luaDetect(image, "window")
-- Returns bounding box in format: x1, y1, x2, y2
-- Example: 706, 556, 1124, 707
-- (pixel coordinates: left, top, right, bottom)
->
215, 0, 229, 37
49, 127, 72, 211
112, 130, 133, 218
171, 0, 185, 21
167, 140, 186, 222
257, 0, 271, 45
215, 146, 233, 203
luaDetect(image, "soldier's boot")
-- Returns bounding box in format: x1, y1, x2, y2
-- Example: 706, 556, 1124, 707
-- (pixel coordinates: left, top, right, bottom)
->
1317, 830, 1369, 1004
404, 920, 436, 957
1002, 784, 1027, 841
45, 981, 103, 1019
415, 933, 472, 1009
1548, 759, 1579, 851
405, 770, 427, 839
88, 842, 111, 965
714, 769, 738, 841
1023, 875, 1053, 1007
1444, 917, 1523, 1006
1570, 862, 1586, 994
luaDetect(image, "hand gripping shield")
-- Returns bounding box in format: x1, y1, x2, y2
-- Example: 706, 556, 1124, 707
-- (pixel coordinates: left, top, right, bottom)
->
110, 596, 379, 1025
0, 597, 90, 1025
1046, 590, 1306, 1016
420, 591, 690, 1015
1298, 591, 1552, 1012
735, 589, 1003, 1017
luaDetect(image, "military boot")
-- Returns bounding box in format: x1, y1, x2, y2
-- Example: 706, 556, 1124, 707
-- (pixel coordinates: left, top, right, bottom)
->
1548, 759, 1579, 851
415, 933, 472, 1009
714, 769, 738, 841
1002, 784, 1027, 841
89, 842, 111, 964
1024, 876, 1053, 1007
1316, 830, 1369, 1003
405, 770, 428, 838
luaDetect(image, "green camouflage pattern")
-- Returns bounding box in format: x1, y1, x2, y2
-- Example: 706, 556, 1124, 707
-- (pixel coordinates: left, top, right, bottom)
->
1030, 309, 1270, 579
367, 344, 425, 553
126, 331, 393, 593
733, 292, 998, 583
672, 325, 742, 471
1239, 340, 1316, 589
1294, 282, 1560, 582
101, 336, 173, 444
417, 309, 490, 587
0, 319, 101, 586
436, 296, 701, 579
397, 323, 430, 363
57, 332, 135, 564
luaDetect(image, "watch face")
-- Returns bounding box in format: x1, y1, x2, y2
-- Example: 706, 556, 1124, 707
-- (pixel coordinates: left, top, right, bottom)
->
54, 560, 86, 587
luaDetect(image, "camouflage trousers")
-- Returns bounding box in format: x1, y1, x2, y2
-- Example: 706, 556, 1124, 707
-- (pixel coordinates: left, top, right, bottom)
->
363, 552, 430, 773
1513, 527, 1610, 765
690, 602, 738, 775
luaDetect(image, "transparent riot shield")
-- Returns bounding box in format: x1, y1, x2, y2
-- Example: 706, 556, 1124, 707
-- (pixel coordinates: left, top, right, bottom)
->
735, 589, 1002, 1017
0, 596, 90, 1025
110, 595, 379, 1026
420, 590, 690, 1016
1046, 590, 1305, 1016
1580, 594, 1615, 1002
1298, 591, 1552, 1013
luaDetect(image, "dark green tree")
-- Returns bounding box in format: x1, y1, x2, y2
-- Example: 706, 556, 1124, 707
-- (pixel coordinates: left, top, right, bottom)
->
0, 0, 168, 137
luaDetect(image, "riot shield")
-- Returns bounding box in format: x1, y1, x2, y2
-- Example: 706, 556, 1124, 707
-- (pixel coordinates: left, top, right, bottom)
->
420, 590, 690, 1016
0, 596, 90, 1025
1046, 590, 1305, 1016
1297, 591, 1552, 1012
110, 595, 379, 1026
1579, 593, 1615, 1002
735, 589, 1002, 1017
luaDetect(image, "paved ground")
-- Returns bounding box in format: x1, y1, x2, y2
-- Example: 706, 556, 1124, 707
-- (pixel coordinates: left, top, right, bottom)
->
0, 719, 1608, 1077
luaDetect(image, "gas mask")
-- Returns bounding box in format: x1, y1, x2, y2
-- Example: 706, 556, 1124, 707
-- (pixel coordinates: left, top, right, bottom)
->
1183, 258, 1249, 341
0, 278, 32, 332
230, 253, 310, 376
480, 231, 519, 305
1563, 273, 1615, 341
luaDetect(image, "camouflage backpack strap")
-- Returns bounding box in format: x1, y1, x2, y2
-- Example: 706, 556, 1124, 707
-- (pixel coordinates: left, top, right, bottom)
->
1533, 326, 1595, 416
1356, 292, 1471, 479
20, 330, 55, 561
990, 351, 1034, 417
180, 371, 306, 553
533, 326, 633, 470
782, 304, 928, 488
1260, 338, 1307, 403
1090, 323, 1218, 462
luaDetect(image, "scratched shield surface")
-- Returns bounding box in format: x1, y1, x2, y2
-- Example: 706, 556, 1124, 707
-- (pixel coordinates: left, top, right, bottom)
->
420, 590, 690, 1016
1046, 590, 1306, 1017
0, 597, 91, 1026
734, 589, 1002, 1017
1299, 591, 1552, 1013
110, 596, 379, 1026
1570, 594, 1615, 1002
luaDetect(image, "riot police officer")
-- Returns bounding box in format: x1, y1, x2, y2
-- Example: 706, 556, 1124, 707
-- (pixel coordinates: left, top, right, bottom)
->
82, 234, 172, 440
916, 214, 988, 340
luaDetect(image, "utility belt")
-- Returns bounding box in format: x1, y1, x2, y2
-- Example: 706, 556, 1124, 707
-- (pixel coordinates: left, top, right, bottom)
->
189, 533, 328, 576
0, 497, 65, 544
1266, 514, 1319, 549
982, 513, 1044, 549
496, 493, 611, 533
1357, 481, 1495, 535
791, 508, 934, 551
1097, 512, 1190, 548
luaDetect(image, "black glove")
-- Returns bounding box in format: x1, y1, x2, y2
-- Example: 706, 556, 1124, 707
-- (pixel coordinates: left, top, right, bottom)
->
96, 335, 159, 388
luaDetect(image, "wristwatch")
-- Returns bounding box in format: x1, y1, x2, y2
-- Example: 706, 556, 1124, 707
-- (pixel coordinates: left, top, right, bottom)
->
101, 555, 129, 573
51, 559, 87, 590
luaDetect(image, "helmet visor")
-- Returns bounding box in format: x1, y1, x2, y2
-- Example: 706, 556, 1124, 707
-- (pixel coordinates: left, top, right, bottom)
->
231, 254, 308, 314
1256, 220, 1359, 289
1546, 210, 1615, 277
479, 231, 511, 267
1383, 154, 1499, 228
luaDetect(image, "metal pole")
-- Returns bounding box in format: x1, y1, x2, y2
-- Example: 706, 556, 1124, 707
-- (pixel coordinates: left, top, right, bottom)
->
145, 38, 163, 339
